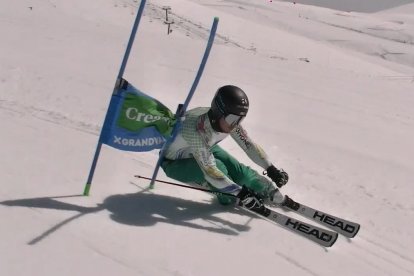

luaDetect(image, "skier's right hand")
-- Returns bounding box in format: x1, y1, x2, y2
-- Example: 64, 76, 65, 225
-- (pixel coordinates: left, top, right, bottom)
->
265, 165, 289, 188
237, 186, 263, 210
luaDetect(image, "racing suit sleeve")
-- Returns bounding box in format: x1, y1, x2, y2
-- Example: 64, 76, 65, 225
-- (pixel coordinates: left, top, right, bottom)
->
230, 125, 272, 169
183, 131, 241, 195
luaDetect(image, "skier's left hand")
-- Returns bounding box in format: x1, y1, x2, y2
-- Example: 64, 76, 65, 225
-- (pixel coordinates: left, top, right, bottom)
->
265, 165, 289, 188
237, 186, 263, 210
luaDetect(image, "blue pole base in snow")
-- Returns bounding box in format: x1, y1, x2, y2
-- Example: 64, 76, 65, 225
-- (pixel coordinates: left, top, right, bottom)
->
83, 183, 91, 196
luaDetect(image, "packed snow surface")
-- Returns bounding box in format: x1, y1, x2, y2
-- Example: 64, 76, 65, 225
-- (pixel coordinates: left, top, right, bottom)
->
1, 0, 413, 275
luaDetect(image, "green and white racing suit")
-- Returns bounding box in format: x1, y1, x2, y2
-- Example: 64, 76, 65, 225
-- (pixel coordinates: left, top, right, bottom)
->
162, 107, 278, 204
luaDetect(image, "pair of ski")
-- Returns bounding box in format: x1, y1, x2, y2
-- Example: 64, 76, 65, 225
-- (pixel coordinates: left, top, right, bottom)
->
250, 200, 360, 247
135, 175, 359, 247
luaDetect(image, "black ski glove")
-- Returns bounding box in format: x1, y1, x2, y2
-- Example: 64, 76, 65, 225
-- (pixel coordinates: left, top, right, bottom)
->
265, 165, 289, 188
237, 186, 263, 210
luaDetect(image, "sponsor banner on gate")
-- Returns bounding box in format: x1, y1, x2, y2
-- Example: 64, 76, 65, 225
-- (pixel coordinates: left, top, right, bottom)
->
100, 79, 176, 152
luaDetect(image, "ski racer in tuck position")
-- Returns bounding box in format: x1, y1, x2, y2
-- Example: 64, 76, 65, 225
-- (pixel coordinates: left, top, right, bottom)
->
161, 85, 297, 210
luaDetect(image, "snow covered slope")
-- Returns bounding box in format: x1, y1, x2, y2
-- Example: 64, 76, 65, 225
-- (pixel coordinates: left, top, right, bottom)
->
278, 0, 414, 13
1, 0, 413, 275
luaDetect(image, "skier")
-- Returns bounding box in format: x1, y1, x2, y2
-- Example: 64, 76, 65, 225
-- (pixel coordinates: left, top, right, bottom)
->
161, 85, 296, 210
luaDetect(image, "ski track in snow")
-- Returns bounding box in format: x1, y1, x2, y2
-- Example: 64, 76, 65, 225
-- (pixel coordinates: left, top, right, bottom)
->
80, 238, 141, 273
122, 0, 288, 58
274, 251, 321, 276
353, 237, 414, 275
360, 235, 414, 265
187, 0, 414, 70
0, 100, 101, 136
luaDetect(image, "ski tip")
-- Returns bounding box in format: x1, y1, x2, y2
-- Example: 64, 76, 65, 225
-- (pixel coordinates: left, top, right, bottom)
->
328, 232, 339, 247
214, 16, 219, 21
350, 223, 361, 238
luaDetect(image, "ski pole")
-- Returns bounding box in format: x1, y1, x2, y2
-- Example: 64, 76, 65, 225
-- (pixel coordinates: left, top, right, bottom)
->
134, 175, 236, 198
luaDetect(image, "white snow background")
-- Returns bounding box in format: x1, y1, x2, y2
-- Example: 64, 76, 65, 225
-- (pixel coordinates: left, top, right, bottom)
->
1, 0, 414, 275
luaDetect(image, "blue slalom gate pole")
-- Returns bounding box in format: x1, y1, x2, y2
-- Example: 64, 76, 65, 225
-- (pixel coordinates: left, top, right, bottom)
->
83, 0, 147, 196
149, 17, 219, 189
115, 0, 147, 86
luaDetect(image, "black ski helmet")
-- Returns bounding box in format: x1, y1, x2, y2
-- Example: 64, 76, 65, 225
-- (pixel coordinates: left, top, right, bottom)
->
208, 85, 249, 132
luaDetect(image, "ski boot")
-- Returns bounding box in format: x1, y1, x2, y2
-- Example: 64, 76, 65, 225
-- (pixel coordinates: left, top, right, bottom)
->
281, 195, 300, 211
266, 189, 300, 211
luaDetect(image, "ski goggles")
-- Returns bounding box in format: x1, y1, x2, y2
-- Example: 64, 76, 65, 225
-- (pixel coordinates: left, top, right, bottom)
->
224, 114, 245, 127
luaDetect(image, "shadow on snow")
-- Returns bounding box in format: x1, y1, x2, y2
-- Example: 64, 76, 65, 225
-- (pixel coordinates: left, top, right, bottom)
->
0, 190, 252, 245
